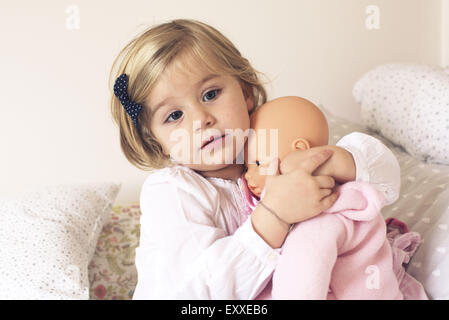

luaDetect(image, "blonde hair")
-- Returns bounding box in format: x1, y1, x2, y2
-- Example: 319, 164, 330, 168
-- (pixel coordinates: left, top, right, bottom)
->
109, 19, 270, 171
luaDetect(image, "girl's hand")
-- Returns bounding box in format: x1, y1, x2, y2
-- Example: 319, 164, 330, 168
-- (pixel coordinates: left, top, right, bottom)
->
262, 149, 338, 224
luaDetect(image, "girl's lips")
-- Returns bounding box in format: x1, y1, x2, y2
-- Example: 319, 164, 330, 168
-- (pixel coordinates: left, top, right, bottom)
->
201, 134, 227, 150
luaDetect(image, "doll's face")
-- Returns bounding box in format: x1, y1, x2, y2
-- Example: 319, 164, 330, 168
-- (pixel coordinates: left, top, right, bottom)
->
243, 96, 329, 198
244, 128, 290, 197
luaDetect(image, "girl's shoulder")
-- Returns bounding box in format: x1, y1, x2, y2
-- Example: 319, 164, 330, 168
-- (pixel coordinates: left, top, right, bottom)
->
140, 165, 220, 217
141, 164, 217, 196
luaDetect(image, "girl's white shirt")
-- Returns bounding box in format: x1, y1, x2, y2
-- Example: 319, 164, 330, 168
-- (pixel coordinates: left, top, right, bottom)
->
132, 132, 401, 299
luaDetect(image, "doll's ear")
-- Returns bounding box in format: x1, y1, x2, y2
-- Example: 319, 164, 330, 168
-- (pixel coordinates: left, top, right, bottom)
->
291, 138, 310, 150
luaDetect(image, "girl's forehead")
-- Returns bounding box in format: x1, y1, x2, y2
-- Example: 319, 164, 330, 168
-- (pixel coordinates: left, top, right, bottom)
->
167, 49, 228, 81
155, 67, 218, 95
146, 59, 227, 108
167, 57, 219, 82
158, 54, 230, 89
163, 64, 206, 85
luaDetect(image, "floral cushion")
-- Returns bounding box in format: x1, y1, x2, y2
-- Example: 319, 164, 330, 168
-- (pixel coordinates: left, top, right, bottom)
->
88, 204, 141, 300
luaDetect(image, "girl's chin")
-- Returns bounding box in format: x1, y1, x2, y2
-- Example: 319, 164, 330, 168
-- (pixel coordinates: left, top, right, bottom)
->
186, 162, 242, 172
183, 155, 244, 170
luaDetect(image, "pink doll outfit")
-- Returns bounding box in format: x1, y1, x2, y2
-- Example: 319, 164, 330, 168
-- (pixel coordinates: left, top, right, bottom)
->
239, 175, 427, 300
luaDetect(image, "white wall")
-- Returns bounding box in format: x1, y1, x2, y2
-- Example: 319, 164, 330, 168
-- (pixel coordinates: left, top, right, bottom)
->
0, 0, 443, 204
442, 0, 449, 67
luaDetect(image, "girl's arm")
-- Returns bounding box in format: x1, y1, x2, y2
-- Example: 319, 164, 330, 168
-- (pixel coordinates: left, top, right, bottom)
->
280, 132, 400, 205
134, 151, 338, 299
133, 179, 279, 300
335, 132, 401, 205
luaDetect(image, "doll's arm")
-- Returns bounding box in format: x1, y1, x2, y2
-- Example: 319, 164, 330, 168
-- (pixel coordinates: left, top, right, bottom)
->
280, 145, 356, 184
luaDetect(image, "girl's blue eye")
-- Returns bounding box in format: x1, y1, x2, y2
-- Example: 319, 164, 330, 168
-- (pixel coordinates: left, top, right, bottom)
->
165, 110, 183, 123
164, 89, 221, 123
203, 89, 221, 102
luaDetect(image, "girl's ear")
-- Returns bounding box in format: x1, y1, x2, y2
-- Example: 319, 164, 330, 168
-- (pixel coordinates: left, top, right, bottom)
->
291, 138, 310, 151
246, 94, 255, 113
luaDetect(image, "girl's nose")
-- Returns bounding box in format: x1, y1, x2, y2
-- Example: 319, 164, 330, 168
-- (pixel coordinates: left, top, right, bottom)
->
192, 106, 215, 131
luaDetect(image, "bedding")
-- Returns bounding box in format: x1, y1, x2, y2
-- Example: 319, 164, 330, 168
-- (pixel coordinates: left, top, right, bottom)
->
352, 63, 449, 165
88, 204, 141, 299
0, 182, 120, 299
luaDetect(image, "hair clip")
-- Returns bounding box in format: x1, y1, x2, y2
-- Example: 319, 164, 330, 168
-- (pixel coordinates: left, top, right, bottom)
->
113, 74, 142, 127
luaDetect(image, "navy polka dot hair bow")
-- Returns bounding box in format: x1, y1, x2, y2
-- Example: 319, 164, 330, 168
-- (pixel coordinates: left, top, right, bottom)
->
113, 74, 142, 127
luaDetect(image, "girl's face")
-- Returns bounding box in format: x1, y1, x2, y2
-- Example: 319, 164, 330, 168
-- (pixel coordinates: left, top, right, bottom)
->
146, 56, 254, 173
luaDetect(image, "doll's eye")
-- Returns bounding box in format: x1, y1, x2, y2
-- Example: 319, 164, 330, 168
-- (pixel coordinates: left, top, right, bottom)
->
256, 160, 260, 166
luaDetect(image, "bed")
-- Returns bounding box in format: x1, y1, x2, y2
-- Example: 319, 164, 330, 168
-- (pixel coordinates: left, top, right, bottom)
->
1, 63, 448, 300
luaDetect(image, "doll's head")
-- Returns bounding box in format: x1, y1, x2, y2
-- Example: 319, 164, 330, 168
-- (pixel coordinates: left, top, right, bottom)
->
109, 19, 269, 171
244, 96, 329, 197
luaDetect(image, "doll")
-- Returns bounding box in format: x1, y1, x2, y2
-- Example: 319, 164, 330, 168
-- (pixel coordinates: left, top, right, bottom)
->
243, 96, 427, 300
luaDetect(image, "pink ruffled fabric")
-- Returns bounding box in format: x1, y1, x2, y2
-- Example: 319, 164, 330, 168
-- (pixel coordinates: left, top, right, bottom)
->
386, 218, 428, 300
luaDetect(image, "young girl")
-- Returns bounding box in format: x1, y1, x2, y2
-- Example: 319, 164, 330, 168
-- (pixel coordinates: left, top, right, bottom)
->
109, 19, 401, 299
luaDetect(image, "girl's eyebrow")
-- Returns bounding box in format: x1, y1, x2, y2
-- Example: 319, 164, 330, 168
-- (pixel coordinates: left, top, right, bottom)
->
150, 74, 221, 116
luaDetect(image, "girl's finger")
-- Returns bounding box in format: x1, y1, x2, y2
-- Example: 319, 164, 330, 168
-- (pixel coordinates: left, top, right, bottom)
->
319, 188, 333, 199
319, 191, 339, 211
300, 149, 333, 173
314, 175, 335, 189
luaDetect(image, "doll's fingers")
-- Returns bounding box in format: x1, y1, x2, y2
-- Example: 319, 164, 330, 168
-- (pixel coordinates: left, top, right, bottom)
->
314, 175, 335, 189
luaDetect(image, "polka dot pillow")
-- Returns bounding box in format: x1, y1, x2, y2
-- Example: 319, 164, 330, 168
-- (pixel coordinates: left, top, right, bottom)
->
353, 63, 449, 165
0, 182, 120, 299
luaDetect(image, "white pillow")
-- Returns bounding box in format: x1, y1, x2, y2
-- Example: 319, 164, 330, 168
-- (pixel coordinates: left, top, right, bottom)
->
0, 182, 120, 299
353, 63, 449, 165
